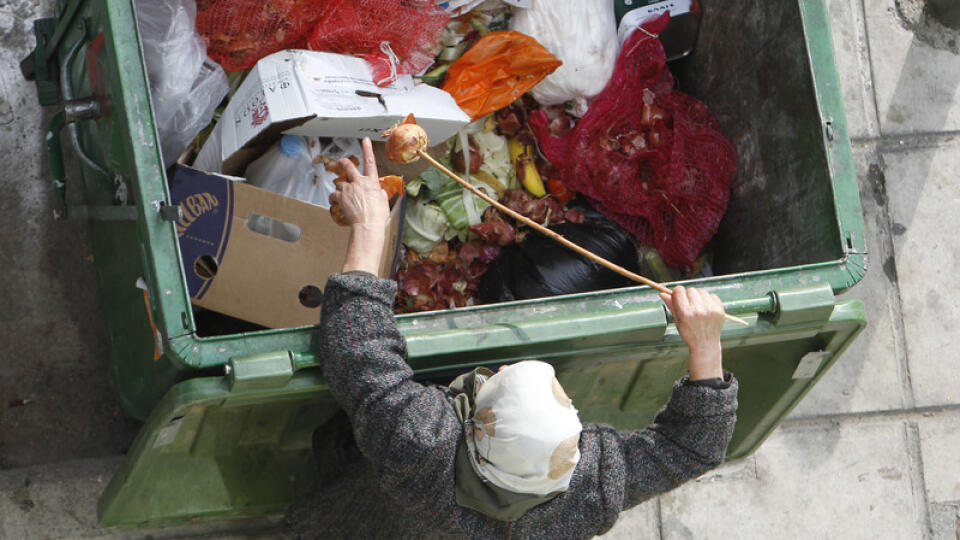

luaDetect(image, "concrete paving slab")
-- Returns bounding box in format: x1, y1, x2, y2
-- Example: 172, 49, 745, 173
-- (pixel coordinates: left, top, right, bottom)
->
659, 421, 926, 539
0, 318, 140, 469
598, 499, 660, 540
790, 143, 907, 417
0, 0, 141, 468
918, 412, 960, 503
864, 0, 960, 135
883, 141, 960, 406
828, 0, 880, 139
0, 457, 291, 539
930, 502, 960, 540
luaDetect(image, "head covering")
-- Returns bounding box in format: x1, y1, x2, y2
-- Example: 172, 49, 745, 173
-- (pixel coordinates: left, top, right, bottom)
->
464, 360, 583, 496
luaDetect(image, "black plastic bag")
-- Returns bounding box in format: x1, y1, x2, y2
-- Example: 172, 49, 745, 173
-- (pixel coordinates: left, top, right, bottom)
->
479, 219, 640, 303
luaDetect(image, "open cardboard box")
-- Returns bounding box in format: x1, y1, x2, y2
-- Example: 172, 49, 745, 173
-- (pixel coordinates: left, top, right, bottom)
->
169, 164, 404, 329
210, 49, 470, 176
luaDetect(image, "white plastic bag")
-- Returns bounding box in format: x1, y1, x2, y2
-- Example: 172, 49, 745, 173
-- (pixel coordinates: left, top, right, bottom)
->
442, 0, 531, 15
510, 0, 618, 116
244, 136, 362, 241
136, 0, 228, 167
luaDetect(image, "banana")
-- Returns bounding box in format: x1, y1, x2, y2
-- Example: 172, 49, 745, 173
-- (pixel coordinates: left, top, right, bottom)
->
508, 137, 546, 197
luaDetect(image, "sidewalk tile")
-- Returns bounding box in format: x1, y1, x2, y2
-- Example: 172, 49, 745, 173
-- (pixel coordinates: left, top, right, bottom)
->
930, 502, 960, 540
918, 413, 960, 503
828, 0, 880, 138
864, 0, 960, 134
883, 142, 960, 406
659, 422, 925, 539
598, 499, 660, 540
0, 458, 289, 539
0, 457, 122, 539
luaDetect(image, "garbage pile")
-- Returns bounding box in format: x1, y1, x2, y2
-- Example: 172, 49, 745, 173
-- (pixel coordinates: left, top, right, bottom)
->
142, 0, 736, 326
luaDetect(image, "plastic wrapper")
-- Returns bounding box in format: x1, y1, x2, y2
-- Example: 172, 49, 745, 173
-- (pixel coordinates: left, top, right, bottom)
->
136, 0, 228, 167
442, 0, 531, 16
510, 0, 618, 116
441, 31, 561, 120
530, 15, 737, 271
245, 136, 361, 241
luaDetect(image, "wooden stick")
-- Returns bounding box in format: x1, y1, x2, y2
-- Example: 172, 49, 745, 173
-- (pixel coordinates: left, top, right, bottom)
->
418, 150, 750, 327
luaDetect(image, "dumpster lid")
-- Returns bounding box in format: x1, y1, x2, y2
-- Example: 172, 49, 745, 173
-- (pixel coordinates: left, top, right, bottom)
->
99, 288, 865, 529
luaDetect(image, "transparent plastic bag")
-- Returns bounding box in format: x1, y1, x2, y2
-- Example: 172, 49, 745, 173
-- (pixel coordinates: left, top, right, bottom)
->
136, 0, 229, 167
245, 136, 362, 241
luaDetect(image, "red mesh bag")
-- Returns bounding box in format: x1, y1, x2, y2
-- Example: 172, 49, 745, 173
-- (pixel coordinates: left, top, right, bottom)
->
195, 0, 325, 72
306, 0, 450, 86
530, 14, 737, 271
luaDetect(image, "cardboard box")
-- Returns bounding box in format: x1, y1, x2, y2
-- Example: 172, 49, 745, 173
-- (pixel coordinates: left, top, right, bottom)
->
216, 49, 470, 175
169, 164, 404, 329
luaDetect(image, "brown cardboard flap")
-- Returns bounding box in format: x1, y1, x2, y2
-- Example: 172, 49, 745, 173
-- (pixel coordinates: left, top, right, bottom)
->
220, 116, 315, 177
192, 180, 403, 329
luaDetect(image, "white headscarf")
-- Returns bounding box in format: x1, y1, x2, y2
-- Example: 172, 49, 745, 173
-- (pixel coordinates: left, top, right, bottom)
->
464, 361, 583, 496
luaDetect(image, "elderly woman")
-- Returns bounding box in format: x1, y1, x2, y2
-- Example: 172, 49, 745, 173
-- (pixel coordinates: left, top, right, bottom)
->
287, 138, 738, 539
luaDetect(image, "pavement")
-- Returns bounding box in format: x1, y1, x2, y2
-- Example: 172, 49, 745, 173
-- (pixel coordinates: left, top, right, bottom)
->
1, 0, 959, 538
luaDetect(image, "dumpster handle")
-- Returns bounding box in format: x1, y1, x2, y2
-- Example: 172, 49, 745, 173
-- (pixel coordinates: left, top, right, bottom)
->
60, 37, 110, 174
46, 36, 124, 219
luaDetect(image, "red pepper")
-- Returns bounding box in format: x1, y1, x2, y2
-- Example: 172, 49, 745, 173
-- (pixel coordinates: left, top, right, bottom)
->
547, 178, 575, 204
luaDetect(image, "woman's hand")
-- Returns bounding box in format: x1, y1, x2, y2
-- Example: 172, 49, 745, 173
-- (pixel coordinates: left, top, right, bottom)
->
329, 137, 390, 228
334, 138, 390, 274
660, 286, 726, 381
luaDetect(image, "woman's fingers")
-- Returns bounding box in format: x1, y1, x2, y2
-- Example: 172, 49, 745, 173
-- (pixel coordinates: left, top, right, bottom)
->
339, 138, 378, 185
659, 291, 674, 313
340, 157, 361, 183
672, 285, 690, 319
361, 137, 378, 178
709, 292, 725, 315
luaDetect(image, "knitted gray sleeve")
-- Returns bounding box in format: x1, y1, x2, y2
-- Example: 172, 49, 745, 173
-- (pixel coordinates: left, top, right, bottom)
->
319, 273, 462, 520
615, 376, 739, 511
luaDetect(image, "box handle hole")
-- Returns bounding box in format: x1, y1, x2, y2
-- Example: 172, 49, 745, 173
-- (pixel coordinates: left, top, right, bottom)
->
194, 255, 218, 279
246, 214, 302, 242
299, 285, 323, 308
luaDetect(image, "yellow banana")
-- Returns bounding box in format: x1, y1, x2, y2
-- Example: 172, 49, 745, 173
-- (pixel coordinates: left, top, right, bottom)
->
508, 137, 546, 197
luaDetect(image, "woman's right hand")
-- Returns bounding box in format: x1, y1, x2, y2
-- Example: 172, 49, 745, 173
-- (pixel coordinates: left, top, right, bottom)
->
329, 137, 390, 229
334, 138, 390, 275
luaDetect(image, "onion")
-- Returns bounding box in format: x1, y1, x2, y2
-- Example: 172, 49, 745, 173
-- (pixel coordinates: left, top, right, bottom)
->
384, 123, 429, 164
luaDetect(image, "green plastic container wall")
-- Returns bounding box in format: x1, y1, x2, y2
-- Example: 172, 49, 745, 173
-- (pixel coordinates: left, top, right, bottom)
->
96, 293, 867, 528
24, 0, 867, 421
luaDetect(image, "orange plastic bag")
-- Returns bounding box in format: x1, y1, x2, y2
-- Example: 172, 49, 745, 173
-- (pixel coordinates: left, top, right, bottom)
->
442, 31, 562, 121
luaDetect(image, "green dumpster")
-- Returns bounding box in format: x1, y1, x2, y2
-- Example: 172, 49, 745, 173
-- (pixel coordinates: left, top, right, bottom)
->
24, 0, 868, 529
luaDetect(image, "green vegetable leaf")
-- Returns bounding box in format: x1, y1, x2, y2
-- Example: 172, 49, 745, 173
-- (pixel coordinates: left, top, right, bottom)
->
418, 160, 456, 196
403, 199, 450, 255
405, 176, 425, 197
